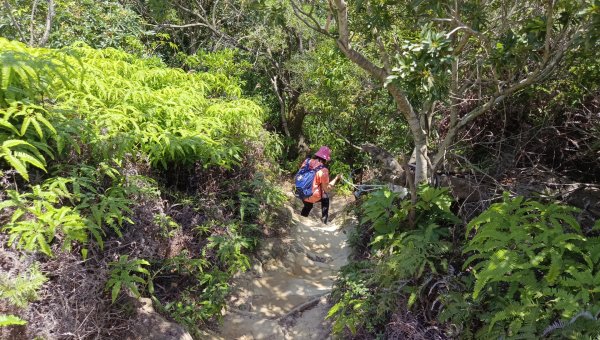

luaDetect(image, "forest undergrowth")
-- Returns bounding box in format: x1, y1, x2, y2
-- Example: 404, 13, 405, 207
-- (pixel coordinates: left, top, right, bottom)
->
1, 0, 600, 338
0, 38, 287, 339
325, 88, 600, 339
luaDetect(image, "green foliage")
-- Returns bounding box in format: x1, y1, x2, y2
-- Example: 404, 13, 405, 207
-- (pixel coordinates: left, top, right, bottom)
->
1, 179, 89, 256
327, 261, 376, 335
293, 40, 411, 167
0, 0, 145, 51
0, 39, 72, 104
54, 42, 263, 168
366, 185, 458, 250
206, 224, 252, 275
106, 255, 150, 303
0, 166, 134, 257
0, 314, 27, 327
153, 213, 181, 238
161, 269, 231, 336
328, 185, 459, 336
0, 262, 47, 308
0, 8, 282, 337
67, 162, 134, 239
148, 250, 240, 336
460, 194, 600, 338
385, 25, 453, 105
0, 38, 266, 173
0, 263, 46, 329
0, 138, 47, 181
0, 38, 266, 261
360, 188, 400, 237
0, 40, 65, 180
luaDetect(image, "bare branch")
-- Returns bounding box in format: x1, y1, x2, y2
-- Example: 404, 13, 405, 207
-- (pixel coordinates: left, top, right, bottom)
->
38, 0, 55, 47
29, 0, 40, 45
270, 75, 291, 138
432, 29, 577, 171
3, 0, 26, 41
289, 0, 332, 37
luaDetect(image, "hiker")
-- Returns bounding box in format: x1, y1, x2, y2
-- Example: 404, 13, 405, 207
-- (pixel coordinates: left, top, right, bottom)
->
298, 146, 341, 224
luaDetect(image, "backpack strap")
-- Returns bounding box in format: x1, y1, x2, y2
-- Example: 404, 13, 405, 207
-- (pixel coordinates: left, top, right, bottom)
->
303, 157, 311, 171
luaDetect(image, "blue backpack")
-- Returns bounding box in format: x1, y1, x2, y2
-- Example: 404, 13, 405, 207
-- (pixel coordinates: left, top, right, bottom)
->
294, 158, 324, 199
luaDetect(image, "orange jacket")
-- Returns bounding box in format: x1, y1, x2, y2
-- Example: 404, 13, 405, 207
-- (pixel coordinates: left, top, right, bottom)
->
300, 158, 330, 203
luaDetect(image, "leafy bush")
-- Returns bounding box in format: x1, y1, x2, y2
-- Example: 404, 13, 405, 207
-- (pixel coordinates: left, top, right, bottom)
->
147, 249, 239, 336
456, 194, 600, 338
0, 36, 274, 338
328, 186, 459, 336
106, 255, 150, 303
0, 262, 47, 308
1, 179, 89, 257
206, 224, 252, 275
0, 262, 47, 328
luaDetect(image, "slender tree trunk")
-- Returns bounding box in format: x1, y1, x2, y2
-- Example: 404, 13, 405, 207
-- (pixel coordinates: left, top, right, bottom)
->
287, 108, 308, 159
38, 0, 55, 47
387, 85, 428, 182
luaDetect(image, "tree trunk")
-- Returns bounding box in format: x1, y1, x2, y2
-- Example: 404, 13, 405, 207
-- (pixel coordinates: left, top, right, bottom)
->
287, 108, 308, 159
387, 84, 428, 183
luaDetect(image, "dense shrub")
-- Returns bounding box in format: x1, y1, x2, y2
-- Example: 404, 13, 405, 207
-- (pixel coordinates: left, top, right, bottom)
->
0, 38, 282, 337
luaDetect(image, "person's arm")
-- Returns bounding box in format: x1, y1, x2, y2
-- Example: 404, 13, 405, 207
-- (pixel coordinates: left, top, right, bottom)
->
330, 174, 342, 186
325, 174, 342, 192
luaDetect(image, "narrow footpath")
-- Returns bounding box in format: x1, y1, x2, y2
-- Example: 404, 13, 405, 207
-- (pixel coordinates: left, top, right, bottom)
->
212, 195, 354, 339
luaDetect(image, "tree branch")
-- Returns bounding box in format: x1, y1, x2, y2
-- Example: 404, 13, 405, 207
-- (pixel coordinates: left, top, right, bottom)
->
431, 29, 576, 171
329, 0, 387, 80
29, 0, 40, 45
374, 28, 391, 73
270, 75, 291, 138
38, 0, 55, 47
289, 0, 332, 37
155, 22, 210, 29
543, 0, 555, 64
3, 0, 26, 42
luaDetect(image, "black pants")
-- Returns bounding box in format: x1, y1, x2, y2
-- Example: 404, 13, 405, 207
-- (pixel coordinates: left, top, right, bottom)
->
301, 197, 330, 224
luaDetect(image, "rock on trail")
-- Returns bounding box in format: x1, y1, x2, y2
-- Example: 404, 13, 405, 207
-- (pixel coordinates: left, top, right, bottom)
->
211, 195, 354, 340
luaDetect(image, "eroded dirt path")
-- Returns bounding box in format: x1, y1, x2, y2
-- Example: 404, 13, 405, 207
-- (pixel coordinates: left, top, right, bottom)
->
212, 196, 353, 340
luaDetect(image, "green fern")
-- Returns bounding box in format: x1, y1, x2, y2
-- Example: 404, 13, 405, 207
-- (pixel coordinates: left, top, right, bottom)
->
106, 255, 150, 303
0, 314, 27, 327
206, 224, 252, 275
0, 178, 98, 256
0, 138, 47, 181
328, 185, 458, 336
462, 194, 600, 337
0, 262, 47, 308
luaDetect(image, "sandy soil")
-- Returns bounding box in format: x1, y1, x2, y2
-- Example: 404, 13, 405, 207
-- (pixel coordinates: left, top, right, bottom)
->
210, 195, 354, 340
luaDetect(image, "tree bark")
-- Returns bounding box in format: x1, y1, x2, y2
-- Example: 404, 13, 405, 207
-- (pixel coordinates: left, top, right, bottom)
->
38, 0, 55, 47
330, 0, 428, 183
287, 107, 309, 159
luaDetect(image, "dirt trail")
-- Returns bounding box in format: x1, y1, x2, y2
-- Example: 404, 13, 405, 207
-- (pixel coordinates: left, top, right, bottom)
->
211, 195, 354, 340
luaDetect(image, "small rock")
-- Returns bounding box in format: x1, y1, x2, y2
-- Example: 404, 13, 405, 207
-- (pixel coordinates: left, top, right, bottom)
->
252, 262, 264, 277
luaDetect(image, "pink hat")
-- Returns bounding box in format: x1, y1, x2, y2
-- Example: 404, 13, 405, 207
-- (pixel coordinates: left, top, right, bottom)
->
314, 146, 331, 161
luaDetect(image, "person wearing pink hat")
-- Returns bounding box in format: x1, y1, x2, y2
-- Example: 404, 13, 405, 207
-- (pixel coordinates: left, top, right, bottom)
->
299, 146, 341, 224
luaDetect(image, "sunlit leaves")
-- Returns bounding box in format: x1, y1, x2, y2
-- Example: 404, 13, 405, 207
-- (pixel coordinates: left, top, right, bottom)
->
0, 315, 27, 327
463, 194, 600, 337
106, 255, 150, 303
386, 25, 453, 105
